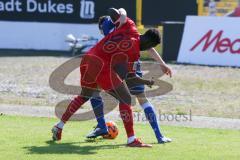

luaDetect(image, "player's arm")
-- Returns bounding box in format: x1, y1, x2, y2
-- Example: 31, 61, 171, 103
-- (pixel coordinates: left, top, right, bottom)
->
108, 8, 127, 28
126, 73, 154, 88
118, 8, 127, 25
147, 48, 172, 77
113, 63, 154, 87
112, 62, 154, 87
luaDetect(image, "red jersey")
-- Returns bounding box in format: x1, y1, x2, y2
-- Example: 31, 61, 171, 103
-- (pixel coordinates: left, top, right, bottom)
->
80, 18, 140, 91
87, 17, 140, 70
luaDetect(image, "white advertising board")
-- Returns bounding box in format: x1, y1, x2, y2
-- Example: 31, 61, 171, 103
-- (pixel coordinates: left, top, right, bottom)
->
178, 16, 240, 67
0, 21, 102, 51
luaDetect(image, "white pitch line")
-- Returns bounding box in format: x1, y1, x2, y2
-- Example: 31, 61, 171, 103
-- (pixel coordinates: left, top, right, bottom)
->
0, 104, 240, 130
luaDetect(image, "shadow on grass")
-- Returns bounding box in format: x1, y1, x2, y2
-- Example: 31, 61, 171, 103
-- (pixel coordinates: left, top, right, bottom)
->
24, 140, 125, 155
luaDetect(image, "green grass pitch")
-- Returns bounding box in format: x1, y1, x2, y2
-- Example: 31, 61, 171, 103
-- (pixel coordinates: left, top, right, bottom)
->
0, 115, 239, 160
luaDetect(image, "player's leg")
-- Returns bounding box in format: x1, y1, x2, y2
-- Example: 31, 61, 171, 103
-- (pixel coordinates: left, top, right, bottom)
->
108, 82, 134, 138
90, 94, 106, 130
52, 87, 95, 141
96, 67, 151, 147
127, 76, 165, 143
136, 93, 171, 143
52, 53, 106, 141
127, 61, 171, 143
107, 82, 152, 147
86, 92, 108, 138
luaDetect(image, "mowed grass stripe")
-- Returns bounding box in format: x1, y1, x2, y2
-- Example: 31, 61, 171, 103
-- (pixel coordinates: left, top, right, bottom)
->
0, 115, 239, 160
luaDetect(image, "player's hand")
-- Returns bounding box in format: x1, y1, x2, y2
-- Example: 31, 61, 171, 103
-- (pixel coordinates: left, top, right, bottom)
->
146, 77, 155, 88
160, 64, 172, 78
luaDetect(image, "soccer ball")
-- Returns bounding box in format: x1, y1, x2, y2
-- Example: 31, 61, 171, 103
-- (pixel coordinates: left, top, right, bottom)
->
102, 121, 119, 139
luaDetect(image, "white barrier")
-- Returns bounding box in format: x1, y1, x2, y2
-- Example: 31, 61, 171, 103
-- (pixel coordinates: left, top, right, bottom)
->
0, 21, 102, 51
178, 16, 240, 67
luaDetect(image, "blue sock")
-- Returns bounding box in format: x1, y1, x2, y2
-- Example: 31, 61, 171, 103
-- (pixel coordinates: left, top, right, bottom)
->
142, 102, 163, 142
90, 96, 107, 131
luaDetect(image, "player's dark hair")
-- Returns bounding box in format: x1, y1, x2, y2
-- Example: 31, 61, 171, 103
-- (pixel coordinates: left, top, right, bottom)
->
143, 28, 161, 44
140, 28, 161, 51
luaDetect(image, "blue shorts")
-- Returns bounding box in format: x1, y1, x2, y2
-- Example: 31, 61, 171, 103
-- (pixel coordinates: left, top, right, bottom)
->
127, 61, 145, 95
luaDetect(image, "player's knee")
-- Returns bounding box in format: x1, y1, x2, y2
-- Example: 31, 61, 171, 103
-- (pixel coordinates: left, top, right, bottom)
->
81, 87, 94, 99
125, 94, 132, 105
119, 93, 131, 105
141, 101, 154, 110
136, 94, 148, 106
90, 96, 103, 108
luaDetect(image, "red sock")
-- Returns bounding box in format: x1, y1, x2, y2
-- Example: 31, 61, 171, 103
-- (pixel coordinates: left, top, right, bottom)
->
119, 103, 135, 138
61, 96, 87, 123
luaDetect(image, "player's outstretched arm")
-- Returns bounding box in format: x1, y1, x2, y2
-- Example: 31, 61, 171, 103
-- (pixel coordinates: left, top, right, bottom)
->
147, 48, 172, 78
126, 73, 154, 88
147, 48, 165, 65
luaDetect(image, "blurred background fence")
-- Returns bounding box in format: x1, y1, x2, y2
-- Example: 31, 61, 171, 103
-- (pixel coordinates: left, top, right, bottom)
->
0, 0, 239, 65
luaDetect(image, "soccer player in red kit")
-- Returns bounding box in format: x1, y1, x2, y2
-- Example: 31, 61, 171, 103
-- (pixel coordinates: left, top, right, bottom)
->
52, 8, 161, 147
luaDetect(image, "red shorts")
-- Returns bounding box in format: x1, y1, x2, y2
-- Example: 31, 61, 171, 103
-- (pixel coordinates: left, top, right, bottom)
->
80, 55, 123, 91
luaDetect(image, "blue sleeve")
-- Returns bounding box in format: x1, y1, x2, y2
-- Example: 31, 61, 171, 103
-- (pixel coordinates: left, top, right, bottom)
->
102, 18, 115, 36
